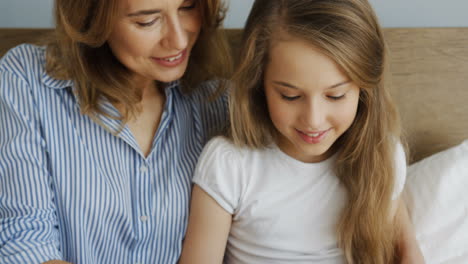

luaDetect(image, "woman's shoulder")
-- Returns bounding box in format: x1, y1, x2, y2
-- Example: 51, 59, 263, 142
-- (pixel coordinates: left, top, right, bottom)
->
0, 44, 50, 98
187, 79, 229, 105
1, 44, 46, 76
181, 80, 230, 140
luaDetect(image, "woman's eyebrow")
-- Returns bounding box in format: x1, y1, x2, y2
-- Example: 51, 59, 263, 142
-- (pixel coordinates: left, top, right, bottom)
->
127, 9, 162, 17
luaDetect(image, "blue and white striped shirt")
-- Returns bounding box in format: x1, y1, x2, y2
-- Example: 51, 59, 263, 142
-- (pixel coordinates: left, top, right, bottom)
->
0, 44, 228, 264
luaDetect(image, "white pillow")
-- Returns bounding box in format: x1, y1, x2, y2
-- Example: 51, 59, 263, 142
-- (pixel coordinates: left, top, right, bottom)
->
403, 140, 468, 264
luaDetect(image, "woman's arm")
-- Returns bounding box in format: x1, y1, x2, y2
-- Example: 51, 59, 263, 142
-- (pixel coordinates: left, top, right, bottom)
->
0, 68, 63, 262
179, 185, 232, 264
393, 198, 425, 264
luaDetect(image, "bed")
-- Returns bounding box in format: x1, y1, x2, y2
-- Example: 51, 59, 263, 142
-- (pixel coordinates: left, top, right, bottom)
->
1, 27, 468, 263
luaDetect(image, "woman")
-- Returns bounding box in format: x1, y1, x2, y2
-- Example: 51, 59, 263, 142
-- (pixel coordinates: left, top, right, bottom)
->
0, 0, 230, 263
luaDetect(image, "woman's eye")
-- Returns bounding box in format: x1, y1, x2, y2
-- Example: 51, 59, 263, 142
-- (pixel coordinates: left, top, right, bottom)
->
180, 1, 197, 10
137, 18, 159, 27
281, 94, 300, 101
328, 94, 345, 100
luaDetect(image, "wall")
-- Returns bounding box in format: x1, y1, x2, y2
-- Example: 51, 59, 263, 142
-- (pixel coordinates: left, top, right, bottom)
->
0, 0, 54, 28
224, 0, 468, 28
1, 0, 467, 28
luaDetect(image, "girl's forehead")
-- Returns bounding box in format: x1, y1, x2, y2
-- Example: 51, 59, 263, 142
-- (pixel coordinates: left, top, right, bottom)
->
269, 31, 316, 55
266, 38, 349, 90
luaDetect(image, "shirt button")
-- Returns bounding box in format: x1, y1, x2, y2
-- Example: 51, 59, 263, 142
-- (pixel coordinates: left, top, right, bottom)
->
140, 166, 148, 173
140, 215, 148, 222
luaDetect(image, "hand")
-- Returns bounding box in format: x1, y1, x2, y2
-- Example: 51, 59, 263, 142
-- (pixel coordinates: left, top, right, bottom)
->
394, 199, 425, 264
399, 250, 425, 264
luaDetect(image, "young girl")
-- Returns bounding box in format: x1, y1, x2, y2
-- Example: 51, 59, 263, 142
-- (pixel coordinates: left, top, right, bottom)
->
179, 0, 423, 263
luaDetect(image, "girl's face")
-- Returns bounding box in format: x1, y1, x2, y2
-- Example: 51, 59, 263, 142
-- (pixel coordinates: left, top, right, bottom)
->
264, 36, 360, 163
107, 0, 201, 85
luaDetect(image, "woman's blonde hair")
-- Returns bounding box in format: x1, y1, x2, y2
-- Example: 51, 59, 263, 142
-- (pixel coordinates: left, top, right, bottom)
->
229, 0, 402, 263
46, 0, 231, 122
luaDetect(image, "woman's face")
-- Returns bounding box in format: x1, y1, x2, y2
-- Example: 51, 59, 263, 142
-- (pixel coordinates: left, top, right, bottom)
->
108, 0, 201, 84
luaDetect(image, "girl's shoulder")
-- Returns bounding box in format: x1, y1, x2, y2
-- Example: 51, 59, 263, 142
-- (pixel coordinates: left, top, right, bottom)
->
392, 140, 407, 200
199, 136, 262, 167
202, 136, 244, 159
193, 136, 251, 214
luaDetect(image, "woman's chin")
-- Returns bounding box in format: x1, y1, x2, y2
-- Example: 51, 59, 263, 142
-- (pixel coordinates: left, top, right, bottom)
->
153, 67, 187, 83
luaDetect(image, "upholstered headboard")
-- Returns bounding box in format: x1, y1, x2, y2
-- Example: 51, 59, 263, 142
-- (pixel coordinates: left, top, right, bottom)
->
1, 28, 468, 163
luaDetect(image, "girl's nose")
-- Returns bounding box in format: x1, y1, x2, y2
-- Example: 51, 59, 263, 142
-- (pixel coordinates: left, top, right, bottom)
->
302, 100, 326, 130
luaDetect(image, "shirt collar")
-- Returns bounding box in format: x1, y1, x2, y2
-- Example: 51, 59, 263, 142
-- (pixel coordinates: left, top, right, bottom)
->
41, 70, 180, 119
41, 70, 74, 89
161, 80, 179, 118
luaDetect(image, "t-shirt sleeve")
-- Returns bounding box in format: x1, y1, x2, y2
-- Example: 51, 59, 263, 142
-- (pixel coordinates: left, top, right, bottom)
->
392, 141, 407, 200
192, 137, 242, 214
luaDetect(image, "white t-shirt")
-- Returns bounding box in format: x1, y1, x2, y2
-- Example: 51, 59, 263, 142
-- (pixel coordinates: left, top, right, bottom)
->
192, 136, 406, 264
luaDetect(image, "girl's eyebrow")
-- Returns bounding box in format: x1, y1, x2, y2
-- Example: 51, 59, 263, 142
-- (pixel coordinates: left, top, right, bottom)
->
329, 81, 350, 89
273, 81, 300, 89
272, 80, 350, 90
127, 9, 162, 17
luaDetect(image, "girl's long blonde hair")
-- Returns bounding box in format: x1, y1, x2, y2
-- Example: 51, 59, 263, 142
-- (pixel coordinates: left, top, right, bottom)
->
229, 0, 402, 263
45, 0, 232, 122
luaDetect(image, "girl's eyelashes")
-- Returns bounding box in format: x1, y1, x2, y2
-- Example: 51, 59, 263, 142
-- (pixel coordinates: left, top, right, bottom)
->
280, 94, 346, 101
281, 94, 301, 101
328, 94, 346, 100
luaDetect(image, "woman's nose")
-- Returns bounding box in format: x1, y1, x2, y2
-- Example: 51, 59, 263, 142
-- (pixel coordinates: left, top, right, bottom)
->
162, 16, 188, 51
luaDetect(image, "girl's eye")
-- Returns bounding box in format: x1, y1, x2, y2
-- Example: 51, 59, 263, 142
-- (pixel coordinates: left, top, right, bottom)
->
180, 1, 197, 10
328, 94, 345, 100
281, 94, 301, 101
137, 18, 159, 27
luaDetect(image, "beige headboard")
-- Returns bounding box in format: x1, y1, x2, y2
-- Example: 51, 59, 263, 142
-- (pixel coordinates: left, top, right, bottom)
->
1, 28, 468, 163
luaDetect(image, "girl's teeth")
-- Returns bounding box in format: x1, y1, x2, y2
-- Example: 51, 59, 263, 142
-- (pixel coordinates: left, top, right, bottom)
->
306, 132, 320, 137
